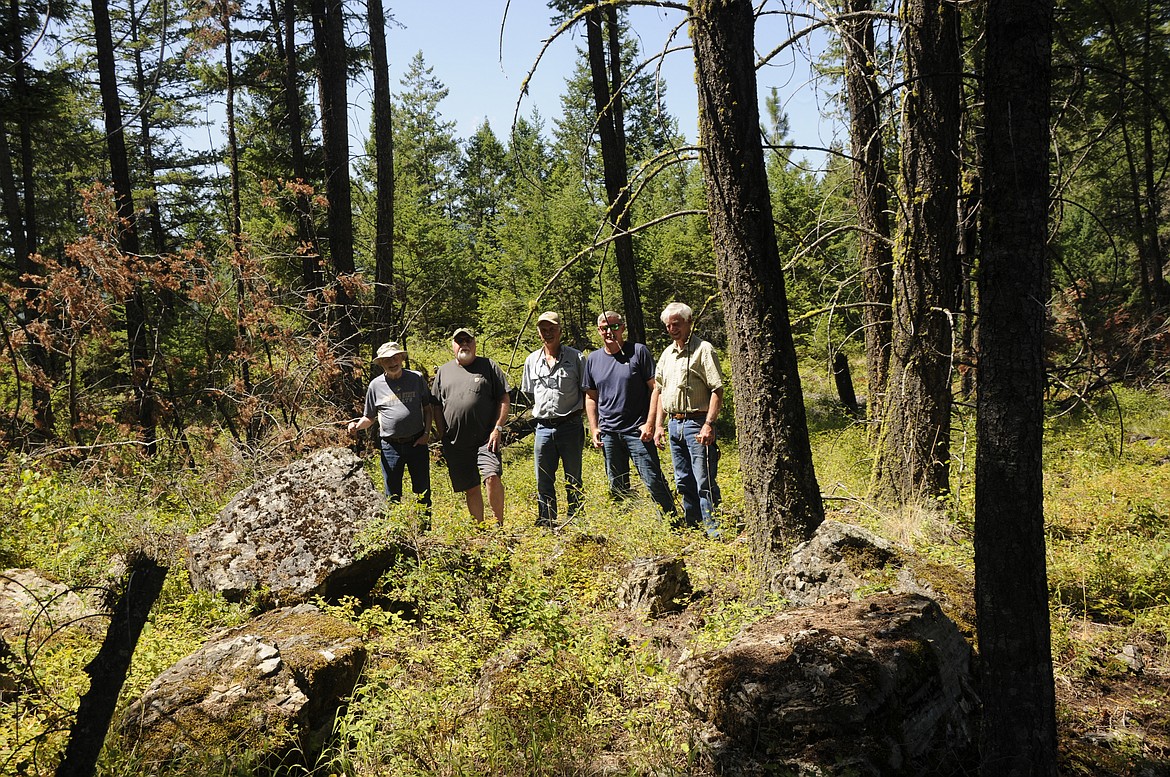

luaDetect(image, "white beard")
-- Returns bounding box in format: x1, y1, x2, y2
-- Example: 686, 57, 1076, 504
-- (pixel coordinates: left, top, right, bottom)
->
456, 348, 475, 366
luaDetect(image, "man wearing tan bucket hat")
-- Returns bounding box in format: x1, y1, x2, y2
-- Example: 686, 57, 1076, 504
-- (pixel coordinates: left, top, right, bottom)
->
348, 341, 435, 522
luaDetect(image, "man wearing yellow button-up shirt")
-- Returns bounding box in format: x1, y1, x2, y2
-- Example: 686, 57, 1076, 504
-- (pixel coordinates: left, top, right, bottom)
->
651, 302, 724, 536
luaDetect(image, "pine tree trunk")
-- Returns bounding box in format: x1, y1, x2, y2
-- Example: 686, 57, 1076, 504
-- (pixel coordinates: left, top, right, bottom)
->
92, 0, 157, 454
56, 556, 168, 777
368, 0, 396, 353
975, 0, 1058, 772
3, 0, 54, 436
841, 0, 893, 425
690, 0, 824, 578
585, 6, 645, 344
873, 0, 961, 502
274, 0, 322, 294
311, 0, 360, 400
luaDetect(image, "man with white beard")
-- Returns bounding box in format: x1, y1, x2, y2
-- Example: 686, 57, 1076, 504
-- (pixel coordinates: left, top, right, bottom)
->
432, 328, 511, 525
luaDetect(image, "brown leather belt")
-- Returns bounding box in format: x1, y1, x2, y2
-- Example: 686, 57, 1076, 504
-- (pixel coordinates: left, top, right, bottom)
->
670, 411, 707, 421
382, 429, 425, 444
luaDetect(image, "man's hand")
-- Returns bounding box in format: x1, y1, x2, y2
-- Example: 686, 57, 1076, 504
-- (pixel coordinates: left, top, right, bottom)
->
697, 422, 715, 446
638, 421, 654, 443
487, 427, 502, 453
414, 430, 430, 446
653, 425, 666, 448
591, 429, 603, 448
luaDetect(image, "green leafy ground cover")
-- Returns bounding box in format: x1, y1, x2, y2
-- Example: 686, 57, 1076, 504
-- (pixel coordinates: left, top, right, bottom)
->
0, 383, 1168, 775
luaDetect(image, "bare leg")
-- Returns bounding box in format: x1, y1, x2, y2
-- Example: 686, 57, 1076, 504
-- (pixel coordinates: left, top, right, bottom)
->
465, 485, 485, 522
485, 474, 505, 526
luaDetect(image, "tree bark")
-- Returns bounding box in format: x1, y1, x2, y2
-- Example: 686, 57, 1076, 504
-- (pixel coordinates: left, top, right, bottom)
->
223, 0, 257, 441
975, 0, 1058, 772
273, 0, 323, 294
4, 0, 54, 436
368, 0, 396, 353
840, 0, 893, 426
310, 0, 360, 399
873, 0, 961, 502
585, 5, 645, 344
1136, 0, 1170, 309
690, 0, 824, 578
92, 0, 157, 454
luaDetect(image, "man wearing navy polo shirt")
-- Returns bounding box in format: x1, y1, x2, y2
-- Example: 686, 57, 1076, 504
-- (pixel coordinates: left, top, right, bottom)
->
582, 311, 676, 518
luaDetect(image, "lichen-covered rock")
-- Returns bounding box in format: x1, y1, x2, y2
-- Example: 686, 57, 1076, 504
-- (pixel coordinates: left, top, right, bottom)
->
616, 556, 692, 618
1, 569, 103, 697
677, 593, 978, 776
118, 604, 365, 772
773, 520, 900, 606
187, 447, 395, 606
773, 519, 975, 635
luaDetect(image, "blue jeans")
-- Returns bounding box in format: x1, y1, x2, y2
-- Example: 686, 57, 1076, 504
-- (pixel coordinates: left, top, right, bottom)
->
379, 438, 432, 513
601, 431, 677, 517
533, 419, 584, 525
669, 418, 721, 535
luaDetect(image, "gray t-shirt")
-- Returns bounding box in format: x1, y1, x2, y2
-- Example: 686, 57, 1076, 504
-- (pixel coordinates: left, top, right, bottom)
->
432, 357, 509, 449
522, 346, 584, 420
362, 370, 432, 439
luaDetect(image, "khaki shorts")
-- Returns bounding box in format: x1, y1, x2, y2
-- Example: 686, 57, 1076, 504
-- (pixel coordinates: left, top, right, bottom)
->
443, 441, 503, 492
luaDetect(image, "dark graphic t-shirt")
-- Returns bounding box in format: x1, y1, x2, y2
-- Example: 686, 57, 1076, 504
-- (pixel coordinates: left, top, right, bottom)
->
362, 369, 432, 438
431, 357, 509, 449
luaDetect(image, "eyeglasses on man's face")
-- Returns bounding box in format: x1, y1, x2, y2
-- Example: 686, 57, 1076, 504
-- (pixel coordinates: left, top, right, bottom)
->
598, 322, 622, 332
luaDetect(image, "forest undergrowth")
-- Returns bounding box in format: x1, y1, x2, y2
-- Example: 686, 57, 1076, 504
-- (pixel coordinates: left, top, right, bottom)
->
0, 371, 1168, 776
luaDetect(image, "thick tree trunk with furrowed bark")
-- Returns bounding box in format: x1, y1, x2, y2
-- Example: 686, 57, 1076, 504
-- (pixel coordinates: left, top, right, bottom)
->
975, 0, 1058, 772
872, 0, 961, 502
841, 0, 894, 427
690, 0, 824, 579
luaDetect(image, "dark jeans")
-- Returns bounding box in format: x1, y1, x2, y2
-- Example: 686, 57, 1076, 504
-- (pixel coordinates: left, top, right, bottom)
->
668, 417, 721, 536
534, 419, 584, 525
600, 430, 676, 517
379, 437, 431, 513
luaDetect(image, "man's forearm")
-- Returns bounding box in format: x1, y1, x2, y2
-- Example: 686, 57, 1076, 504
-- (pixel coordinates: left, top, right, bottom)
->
707, 390, 723, 424
585, 393, 599, 433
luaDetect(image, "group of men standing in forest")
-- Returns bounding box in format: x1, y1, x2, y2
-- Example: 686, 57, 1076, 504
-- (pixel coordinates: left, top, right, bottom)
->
348, 303, 726, 537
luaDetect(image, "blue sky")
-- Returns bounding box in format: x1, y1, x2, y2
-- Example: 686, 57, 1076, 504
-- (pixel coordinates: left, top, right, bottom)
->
370, 1, 836, 169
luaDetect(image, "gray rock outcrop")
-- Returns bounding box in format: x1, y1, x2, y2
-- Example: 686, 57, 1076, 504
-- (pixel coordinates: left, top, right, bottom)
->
1, 569, 102, 697
118, 604, 365, 771
773, 520, 900, 606
677, 592, 978, 776
615, 556, 692, 618
187, 447, 394, 606
774, 519, 975, 635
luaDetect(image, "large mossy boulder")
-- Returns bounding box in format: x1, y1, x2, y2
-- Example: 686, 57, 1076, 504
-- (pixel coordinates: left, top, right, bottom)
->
678, 593, 978, 776
117, 604, 365, 772
187, 447, 394, 607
